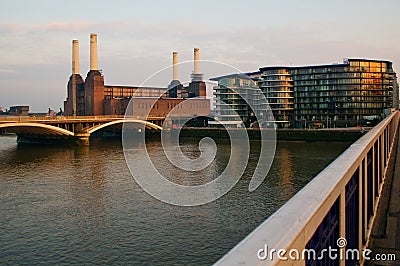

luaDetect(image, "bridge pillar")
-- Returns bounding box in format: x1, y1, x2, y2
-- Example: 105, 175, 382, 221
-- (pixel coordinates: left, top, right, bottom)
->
74, 133, 90, 146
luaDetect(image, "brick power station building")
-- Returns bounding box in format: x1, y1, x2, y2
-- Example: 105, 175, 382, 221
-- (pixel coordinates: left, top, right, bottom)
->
64, 34, 210, 119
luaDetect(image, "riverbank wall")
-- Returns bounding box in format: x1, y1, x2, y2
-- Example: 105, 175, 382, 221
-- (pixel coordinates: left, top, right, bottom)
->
177, 127, 367, 142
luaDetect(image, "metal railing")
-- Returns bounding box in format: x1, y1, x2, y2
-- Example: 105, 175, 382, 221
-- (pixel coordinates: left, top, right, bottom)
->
0, 115, 165, 123
215, 110, 399, 265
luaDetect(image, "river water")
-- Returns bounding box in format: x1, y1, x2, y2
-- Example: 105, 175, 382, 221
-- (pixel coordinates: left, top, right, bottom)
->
0, 135, 350, 265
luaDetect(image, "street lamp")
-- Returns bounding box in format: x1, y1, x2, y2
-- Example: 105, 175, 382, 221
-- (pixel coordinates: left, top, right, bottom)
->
326, 116, 329, 128
302, 118, 307, 129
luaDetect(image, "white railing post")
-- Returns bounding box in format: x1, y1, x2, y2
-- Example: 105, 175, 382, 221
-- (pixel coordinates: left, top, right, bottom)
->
382, 133, 385, 174
371, 144, 376, 211
363, 157, 368, 244
339, 188, 346, 266
358, 162, 364, 255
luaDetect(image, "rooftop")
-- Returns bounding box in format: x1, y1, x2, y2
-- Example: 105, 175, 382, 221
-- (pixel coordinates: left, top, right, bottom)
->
259, 58, 393, 71
209, 73, 255, 81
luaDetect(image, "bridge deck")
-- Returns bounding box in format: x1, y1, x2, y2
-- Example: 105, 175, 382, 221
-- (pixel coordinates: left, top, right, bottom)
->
0, 116, 165, 145
0, 115, 165, 123
367, 128, 400, 265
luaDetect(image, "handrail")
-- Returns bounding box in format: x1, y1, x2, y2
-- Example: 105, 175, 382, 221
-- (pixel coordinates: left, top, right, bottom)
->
215, 110, 399, 265
0, 115, 165, 123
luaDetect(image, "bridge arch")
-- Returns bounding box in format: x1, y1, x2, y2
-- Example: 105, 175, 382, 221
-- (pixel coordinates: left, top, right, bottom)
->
86, 119, 162, 134
0, 122, 75, 136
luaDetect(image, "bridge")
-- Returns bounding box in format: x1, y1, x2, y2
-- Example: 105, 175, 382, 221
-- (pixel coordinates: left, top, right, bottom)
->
0, 115, 164, 145
216, 111, 400, 265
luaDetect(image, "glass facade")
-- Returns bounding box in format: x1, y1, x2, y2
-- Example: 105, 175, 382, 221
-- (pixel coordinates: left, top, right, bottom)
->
104, 86, 168, 98
259, 59, 398, 128
258, 68, 294, 128
211, 74, 262, 127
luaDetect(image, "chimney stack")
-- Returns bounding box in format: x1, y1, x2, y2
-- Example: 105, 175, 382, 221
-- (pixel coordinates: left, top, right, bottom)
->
191, 48, 203, 82
194, 48, 200, 74
72, 40, 80, 74
90, 33, 98, 71
172, 52, 178, 80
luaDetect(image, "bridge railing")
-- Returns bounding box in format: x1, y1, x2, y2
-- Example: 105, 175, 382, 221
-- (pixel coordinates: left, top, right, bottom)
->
0, 115, 165, 122
215, 110, 399, 266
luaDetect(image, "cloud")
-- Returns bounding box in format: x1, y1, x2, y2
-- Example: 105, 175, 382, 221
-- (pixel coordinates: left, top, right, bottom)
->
0, 19, 399, 111
0, 21, 96, 33
0, 68, 16, 74
1, 19, 399, 70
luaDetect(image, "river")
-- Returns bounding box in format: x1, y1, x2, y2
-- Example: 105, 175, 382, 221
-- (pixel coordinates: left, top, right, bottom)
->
0, 135, 350, 265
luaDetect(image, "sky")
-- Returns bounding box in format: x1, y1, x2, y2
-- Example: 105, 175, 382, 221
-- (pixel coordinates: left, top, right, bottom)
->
0, 0, 399, 112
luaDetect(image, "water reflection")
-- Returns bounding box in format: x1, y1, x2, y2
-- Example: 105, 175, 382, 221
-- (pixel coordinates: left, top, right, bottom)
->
0, 136, 350, 265
277, 147, 294, 190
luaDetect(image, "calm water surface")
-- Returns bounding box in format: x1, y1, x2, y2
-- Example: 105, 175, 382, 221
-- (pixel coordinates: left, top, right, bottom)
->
0, 135, 350, 265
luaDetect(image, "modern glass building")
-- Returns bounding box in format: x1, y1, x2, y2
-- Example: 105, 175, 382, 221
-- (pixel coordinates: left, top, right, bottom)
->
258, 68, 294, 128
258, 59, 398, 128
210, 74, 262, 128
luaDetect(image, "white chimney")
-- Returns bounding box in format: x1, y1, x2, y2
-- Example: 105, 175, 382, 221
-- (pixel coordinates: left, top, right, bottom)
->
194, 48, 200, 74
72, 40, 80, 74
173, 52, 178, 80
90, 33, 98, 71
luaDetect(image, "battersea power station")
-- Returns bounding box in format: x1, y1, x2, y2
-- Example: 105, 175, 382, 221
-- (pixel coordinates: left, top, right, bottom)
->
64, 33, 210, 119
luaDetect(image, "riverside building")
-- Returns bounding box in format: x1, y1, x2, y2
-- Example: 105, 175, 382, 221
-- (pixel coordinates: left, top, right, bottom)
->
64, 34, 210, 120
210, 73, 262, 128
213, 59, 398, 128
